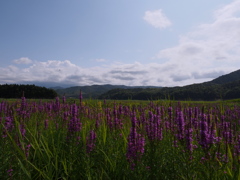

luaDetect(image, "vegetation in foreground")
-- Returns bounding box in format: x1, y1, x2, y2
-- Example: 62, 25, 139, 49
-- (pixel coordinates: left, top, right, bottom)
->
0, 95, 240, 179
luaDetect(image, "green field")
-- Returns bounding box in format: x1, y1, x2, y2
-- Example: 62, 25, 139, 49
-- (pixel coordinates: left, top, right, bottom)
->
0, 97, 239, 179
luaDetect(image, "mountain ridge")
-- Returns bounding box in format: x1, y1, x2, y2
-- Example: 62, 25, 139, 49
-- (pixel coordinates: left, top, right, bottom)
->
53, 69, 240, 100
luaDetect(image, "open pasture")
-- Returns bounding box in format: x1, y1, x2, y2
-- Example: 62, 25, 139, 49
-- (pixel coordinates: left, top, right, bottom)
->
0, 97, 240, 179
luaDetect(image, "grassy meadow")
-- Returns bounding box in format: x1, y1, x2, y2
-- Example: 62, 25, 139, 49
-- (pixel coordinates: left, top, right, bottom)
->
0, 96, 240, 179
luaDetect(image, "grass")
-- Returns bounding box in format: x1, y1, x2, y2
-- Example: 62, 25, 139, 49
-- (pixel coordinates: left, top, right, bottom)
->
0, 98, 240, 179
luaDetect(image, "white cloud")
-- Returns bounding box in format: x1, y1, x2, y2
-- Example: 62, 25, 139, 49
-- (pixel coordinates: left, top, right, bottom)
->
214, 0, 240, 20
1, 1, 240, 87
143, 9, 172, 29
154, 0, 240, 81
0, 59, 229, 87
13, 57, 33, 64
95, 58, 107, 62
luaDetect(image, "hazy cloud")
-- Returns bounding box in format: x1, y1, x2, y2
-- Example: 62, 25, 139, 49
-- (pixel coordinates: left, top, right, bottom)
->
154, 0, 240, 82
1, 2, 240, 87
192, 70, 225, 79
110, 70, 148, 75
0, 59, 234, 87
13, 57, 33, 64
95, 58, 107, 62
171, 74, 191, 82
112, 76, 135, 81
143, 9, 172, 29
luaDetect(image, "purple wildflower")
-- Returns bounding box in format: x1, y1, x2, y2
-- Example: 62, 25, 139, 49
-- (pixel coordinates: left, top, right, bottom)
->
19, 124, 26, 137
67, 104, 82, 138
126, 112, 145, 169
86, 130, 97, 153
25, 144, 31, 158
176, 110, 185, 141
2, 116, 14, 138
44, 119, 49, 130
186, 128, 193, 153
7, 169, 13, 177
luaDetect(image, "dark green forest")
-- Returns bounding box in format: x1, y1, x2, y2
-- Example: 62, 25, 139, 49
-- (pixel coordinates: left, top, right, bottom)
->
99, 80, 240, 101
0, 84, 57, 99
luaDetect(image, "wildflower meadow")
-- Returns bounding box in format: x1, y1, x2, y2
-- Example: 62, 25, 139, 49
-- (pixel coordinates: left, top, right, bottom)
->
0, 94, 240, 179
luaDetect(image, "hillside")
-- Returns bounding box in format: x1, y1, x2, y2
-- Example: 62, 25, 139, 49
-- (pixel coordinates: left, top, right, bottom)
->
209, 69, 240, 84
52, 69, 240, 100
99, 69, 240, 100
54, 84, 161, 99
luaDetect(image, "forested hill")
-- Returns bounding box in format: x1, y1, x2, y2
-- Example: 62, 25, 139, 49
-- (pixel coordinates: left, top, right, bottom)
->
54, 84, 161, 99
99, 69, 240, 101
0, 84, 57, 99
209, 69, 240, 84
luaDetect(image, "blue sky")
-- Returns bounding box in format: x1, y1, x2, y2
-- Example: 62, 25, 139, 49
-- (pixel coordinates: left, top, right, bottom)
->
1, 0, 240, 87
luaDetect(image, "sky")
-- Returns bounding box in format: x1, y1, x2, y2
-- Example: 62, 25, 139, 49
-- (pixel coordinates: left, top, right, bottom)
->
1, 0, 240, 87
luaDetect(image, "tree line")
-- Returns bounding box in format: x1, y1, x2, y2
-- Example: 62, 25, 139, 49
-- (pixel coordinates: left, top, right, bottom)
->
99, 80, 240, 101
0, 84, 57, 99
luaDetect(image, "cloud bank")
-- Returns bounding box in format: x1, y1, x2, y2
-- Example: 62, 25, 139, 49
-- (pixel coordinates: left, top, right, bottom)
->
1, 1, 240, 87
0, 59, 230, 87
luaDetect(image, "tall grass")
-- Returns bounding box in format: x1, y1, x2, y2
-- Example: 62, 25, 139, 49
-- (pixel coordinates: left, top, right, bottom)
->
0, 97, 239, 179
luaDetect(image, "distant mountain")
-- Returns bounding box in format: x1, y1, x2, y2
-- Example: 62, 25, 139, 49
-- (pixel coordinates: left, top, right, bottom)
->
99, 69, 240, 101
208, 69, 240, 84
54, 69, 240, 100
49, 86, 65, 90
55, 84, 161, 99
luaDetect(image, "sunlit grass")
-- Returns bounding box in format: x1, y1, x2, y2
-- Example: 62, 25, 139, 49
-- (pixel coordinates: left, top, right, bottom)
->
0, 98, 239, 179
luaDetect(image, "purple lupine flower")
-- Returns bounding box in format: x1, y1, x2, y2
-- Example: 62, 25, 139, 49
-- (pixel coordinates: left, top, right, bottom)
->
114, 117, 123, 130
145, 111, 153, 140
126, 127, 145, 170
25, 144, 31, 158
44, 119, 49, 130
198, 114, 215, 150
112, 104, 123, 129
54, 97, 60, 112
86, 130, 97, 153
209, 123, 216, 144
7, 169, 13, 177
234, 135, 240, 155
20, 94, 26, 111
176, 110, 185, 141
155, 114, 163, 140
156, 107, 161, 116
95, 113, 101, 128
63, 111, 70, 121
17, 96, 28, 119
186, 128, 193, 153
118, 104, 123, 115
67, 104, 82, 137
19, 124, 26, 137
222, 122, 233, 144
106, 108, 113, 130
2, 116, 14, 138
140, 111, 146, 125
146, 113, 163, 141
168, 106, 173, 131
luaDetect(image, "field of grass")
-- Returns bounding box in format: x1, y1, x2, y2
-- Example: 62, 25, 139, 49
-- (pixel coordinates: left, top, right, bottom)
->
0, 97, 240, 179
